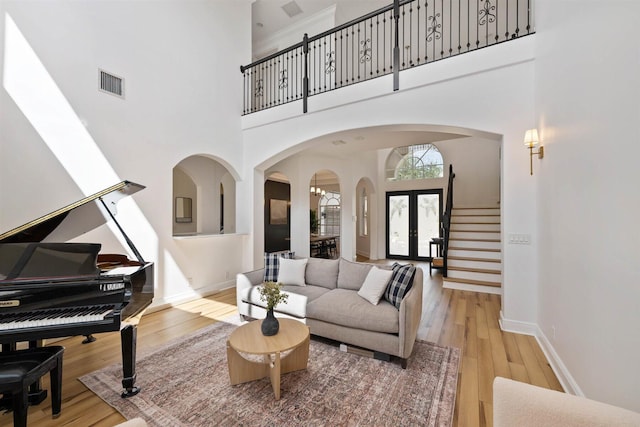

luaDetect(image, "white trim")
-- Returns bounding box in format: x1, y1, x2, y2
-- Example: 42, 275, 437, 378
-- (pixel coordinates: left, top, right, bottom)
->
443, 280, 502, 295
498, 310, 537, 335
499, 310, 584, 397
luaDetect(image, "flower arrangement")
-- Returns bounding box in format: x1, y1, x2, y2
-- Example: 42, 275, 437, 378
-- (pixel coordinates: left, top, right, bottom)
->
258, 281, 288, 310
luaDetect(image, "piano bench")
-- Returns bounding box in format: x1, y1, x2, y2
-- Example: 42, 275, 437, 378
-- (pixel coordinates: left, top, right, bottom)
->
0, 346, 65, 427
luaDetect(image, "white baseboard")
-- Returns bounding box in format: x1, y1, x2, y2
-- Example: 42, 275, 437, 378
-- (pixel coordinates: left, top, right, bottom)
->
533, 326, 584, 397
499, 310, 583, 397
356, 250, 370, 259
498, 310, 537, 335
443, 280, 502, 295
146, 280, 236, 314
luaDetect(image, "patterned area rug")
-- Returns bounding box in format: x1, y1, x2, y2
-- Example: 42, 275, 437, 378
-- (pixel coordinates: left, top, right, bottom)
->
80, 319, 459, 426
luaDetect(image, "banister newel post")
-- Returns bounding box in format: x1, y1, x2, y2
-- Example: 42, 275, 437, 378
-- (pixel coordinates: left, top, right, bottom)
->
393, 0, 400, 91
303, 33, 309, 113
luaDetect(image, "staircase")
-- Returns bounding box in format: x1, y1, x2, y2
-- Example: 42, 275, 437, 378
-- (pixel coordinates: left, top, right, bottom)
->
442, 207, 502, 294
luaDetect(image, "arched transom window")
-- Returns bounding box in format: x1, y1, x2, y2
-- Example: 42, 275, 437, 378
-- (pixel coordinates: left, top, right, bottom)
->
385, 143, 444, 181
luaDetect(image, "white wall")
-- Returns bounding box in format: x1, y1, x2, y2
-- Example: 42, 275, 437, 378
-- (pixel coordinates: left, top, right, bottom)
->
535, 0, 640, 412
0, 0, 252, 308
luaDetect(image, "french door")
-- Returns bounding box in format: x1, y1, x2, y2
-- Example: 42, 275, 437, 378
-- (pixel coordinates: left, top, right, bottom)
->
386, 189, 443, 261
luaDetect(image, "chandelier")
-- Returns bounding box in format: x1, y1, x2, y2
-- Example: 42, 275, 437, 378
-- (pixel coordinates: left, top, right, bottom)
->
310, 173, 326, 196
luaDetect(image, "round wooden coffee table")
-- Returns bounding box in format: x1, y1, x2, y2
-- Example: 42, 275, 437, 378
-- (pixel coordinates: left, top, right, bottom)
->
226, 318, 310, 400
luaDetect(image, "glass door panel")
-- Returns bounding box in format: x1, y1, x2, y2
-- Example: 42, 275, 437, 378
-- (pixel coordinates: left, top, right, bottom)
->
388, 194, 409, 257
417, 193, 441, 258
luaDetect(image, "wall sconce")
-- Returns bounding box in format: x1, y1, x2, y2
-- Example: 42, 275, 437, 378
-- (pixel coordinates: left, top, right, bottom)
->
524, 129, 544, 175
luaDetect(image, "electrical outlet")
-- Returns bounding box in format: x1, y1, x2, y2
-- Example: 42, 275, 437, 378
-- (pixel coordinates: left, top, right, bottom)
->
508, 233, 531, 245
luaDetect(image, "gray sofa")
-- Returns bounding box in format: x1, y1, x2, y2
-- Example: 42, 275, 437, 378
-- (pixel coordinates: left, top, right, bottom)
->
236, 257, 423, 367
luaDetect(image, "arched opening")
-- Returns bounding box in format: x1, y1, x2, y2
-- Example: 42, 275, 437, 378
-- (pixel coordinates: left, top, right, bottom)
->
355, 177, 374, 260
173, 155, 236, 236
309, 170, 340, 259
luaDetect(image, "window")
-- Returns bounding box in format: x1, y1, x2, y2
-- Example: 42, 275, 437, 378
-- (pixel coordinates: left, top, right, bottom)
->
319, 191, 340, 236
385, 143, 444, 181
359, 188, 368, 237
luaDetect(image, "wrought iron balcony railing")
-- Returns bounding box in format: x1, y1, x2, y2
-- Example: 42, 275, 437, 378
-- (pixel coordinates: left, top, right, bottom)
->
241, 0, 534, 115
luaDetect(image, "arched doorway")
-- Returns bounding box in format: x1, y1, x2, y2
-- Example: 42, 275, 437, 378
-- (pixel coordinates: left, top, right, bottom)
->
309, 170, 340, 259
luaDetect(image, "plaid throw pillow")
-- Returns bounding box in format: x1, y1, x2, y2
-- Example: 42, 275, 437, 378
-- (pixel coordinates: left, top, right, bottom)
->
263, 251, 295, 282
384, 262, 417, 309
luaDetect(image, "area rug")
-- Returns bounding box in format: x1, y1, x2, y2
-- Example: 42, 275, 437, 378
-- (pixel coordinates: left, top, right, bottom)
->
80, 320, 460, 426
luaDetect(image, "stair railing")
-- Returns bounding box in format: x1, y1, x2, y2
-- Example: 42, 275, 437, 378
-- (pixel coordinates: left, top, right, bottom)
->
241, 0, 536, 115
442, 164, 455, 276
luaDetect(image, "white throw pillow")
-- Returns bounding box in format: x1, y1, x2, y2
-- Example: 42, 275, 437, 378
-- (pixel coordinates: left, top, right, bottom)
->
357, 266, 394, 305
277, 258, 308, 286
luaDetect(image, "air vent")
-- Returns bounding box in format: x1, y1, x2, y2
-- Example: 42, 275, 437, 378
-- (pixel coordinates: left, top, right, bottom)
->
281, 1, 303, 18
99, 69, 124, 98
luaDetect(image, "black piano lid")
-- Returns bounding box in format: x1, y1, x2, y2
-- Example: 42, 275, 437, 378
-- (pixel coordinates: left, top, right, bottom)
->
0, 180, 145, 250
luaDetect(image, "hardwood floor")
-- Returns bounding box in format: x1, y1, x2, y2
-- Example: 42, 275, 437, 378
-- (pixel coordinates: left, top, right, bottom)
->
0, 266, 562, 427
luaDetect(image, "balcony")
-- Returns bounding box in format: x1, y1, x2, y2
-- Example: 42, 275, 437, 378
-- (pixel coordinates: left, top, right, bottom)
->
241, 0, 535, 115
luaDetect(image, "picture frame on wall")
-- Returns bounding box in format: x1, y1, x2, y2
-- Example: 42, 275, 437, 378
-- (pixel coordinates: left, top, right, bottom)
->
270, 199, 288, 224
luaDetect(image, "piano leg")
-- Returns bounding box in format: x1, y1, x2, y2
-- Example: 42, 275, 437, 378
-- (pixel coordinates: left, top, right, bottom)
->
120, 324, 140, 398
27, 340, 48, 405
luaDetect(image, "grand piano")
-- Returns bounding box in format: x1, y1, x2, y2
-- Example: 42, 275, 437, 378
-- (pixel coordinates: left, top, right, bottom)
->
0, 180, 154, 399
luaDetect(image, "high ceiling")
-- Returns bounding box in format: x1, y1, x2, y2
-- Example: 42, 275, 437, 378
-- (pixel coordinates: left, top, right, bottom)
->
252, 0, 389, 47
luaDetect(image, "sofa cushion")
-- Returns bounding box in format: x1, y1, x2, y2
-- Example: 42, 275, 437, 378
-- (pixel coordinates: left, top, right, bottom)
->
357, 266, 394, 305
306, 289, 399, 334
263, 251, 294, 282
277, 258, 308, 286
241, 284, 330, 318
337, 258, 372, 291
384, 262, 417, 309
305, 257, 339, 289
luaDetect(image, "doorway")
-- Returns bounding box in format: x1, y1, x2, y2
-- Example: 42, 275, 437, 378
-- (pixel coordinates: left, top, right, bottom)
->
386, 189, 442, 261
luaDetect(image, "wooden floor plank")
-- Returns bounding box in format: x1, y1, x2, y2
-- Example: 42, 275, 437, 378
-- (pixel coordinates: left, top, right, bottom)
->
477, 338, 496, 404
514, 333, 551, 388
527, 335, 564, 392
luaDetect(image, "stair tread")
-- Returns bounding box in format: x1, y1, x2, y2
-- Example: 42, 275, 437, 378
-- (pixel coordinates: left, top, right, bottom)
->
448, 266, 501, 274
453, 207, 499, 209
448, 256, 501, 263
450, 229, 501, 233
443, 277, 502, 287
451, 221, 500, 228
451, 214, 500, 217
449, 246, 501, 253
449, 238, 501, 242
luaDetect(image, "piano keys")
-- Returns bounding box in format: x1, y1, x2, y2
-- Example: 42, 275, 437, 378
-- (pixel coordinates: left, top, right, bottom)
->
0, 181, 154, 398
